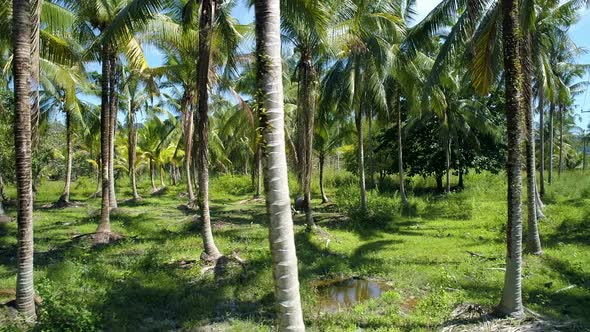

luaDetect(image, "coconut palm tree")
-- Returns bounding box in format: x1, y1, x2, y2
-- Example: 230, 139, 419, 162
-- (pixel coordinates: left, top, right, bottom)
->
255, 0, 304, 329
120, 67, 158, 200
193, 0, 242, 260
282, 0, 329, 228
138, 114, 179, 192
64, 0, 165, 244
314, 103, 354, 203
498, 0, 525, 317
322, 0, 404, 211
12, 0, 36, 320
428, 69, 496, 194
39, 82, 88, 205
151, 48, 198, 202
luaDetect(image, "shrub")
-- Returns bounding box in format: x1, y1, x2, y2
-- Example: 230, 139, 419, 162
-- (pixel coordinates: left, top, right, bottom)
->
37, 281, 100, 332
210, 175, 253, 196
334, 183, 400, 227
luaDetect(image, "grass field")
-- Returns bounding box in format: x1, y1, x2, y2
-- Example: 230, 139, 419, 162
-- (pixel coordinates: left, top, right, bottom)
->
0, 170, 589, 331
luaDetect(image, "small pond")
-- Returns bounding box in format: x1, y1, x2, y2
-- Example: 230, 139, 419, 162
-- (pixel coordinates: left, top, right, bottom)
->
315, 277, 391, 313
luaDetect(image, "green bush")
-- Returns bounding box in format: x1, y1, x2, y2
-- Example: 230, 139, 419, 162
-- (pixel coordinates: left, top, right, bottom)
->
37, 281, 100, 332
334, 183, 400, 226
210, 175, 253, 196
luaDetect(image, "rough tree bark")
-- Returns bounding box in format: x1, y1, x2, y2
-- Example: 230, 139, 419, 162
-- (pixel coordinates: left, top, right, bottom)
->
446, 134, 451, 194
295, 47, 317, 228
354, 64, 367, 211
108, 53, 118, 208
368, 107, 375, 189
558, 103, 564, 177
183, 98, 195, 202
394, 83, 408, 204
94, 44, 112, 245
521, 35, 543, 255
150, 158, 156, 192
128, 108, 140, 200
498, 0, 525, 317
30, 0, 41, 149
255, 0, 305, 328
58, 109, 73, 204
319, 153, 329, 203
13, 0, 37, 318
196, 0, 221, 261
548, 103, 554, 184
538, 84, 545, 196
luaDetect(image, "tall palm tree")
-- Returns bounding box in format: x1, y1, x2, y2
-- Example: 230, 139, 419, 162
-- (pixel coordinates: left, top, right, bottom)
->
30, 0, 41, 149
195, 0, 222, 261
67, 0, 164, 244
255, 0, 304, 329
322, 0, 404, 211
282, 0, 328, 228
314, 103, 354, 203
498, 0, 524, 317
121, 67, 157, 200
190, 0, 241, 260
12, 0, 36, 320
95, 42, 113, 245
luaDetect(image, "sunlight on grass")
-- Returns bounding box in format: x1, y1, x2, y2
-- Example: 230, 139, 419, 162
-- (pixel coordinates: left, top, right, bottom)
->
0, 171, 588, 330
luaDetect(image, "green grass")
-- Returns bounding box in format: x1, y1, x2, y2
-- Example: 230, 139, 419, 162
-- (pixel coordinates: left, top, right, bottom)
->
0, 170, 589, 331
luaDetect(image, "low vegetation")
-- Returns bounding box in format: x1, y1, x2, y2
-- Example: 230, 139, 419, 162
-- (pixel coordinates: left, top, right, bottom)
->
1, 171, 588, 331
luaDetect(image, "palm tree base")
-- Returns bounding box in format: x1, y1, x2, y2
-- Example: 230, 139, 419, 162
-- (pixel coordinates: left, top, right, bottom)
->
494, 305, 525, 319
93, 232, 111, 246
525, 246, 543, 256
200, 251, 223, 263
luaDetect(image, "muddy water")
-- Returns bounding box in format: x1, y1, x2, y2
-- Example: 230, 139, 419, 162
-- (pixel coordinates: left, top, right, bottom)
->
316, 277, 391, 312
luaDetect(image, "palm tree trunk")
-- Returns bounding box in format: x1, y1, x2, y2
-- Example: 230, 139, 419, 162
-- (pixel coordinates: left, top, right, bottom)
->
558, 104, 564, 176
355, 111, 367, 210
446, 135, 451, 194
395, 84, 407, 204
95, 44, 112, 245
160, 165, 165, 188
185, 106, 195, 202
128, 109, 139, 200
12, 0, 36, 318
295, 49, 316, 228
538, 85, 545, 196
150, 158, 156, 192
255, 0, 305, 328
319, 153, 329, 203
108, 54, 118, 208
30, 0, 41, 149
498, 0, 525, 317
95, 158, 101, 195
368, 107, 375, 189
255, 145, 262, 198
0, 173, 7, 201
548, 103, 554, 184
354, 64, 367, 211
60, 110, 73, 203
197, 0, 221, 261
522, 38, 542, 255
0, 174, 6, 217
171, 165, 177, 186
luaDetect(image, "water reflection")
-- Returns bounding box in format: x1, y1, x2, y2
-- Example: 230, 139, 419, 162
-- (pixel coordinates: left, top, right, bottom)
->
316, 277, 390, 312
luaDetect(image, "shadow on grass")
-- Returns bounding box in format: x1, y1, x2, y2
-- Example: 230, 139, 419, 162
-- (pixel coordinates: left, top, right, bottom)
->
543, 214, 590, 249
459, 278, 590, 328
95, 250, 275, 330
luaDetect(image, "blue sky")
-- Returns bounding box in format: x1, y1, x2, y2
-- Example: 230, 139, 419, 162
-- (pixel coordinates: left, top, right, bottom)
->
140, 1, 590, 127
